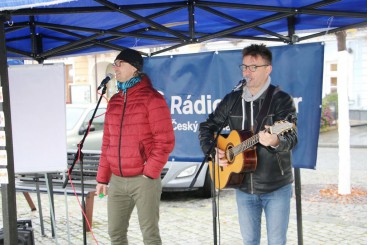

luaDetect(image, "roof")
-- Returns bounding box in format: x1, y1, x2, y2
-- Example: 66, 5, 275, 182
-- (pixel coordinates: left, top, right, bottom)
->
0, 0, 366, 62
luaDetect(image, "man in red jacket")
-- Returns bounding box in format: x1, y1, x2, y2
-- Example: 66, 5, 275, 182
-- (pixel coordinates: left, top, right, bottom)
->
96, 48, 175, 245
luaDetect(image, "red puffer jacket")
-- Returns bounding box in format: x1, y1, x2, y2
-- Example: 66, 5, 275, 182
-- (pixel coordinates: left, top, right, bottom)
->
96, 75, 175, 183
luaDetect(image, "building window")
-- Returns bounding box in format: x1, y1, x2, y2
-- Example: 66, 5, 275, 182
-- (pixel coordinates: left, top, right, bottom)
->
65, 64, 74, 104
330, 77, 337, 93
330, 63, 337, 71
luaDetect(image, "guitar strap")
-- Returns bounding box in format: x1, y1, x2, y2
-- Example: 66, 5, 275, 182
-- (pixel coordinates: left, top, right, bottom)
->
254, 85, 278, 134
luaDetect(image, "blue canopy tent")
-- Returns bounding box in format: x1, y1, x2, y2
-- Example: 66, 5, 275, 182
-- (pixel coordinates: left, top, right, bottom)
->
0, 0, 367, 244
0, 0, 366, 61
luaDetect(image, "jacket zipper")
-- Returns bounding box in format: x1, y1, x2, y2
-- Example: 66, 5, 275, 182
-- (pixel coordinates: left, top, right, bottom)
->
276, 153, 284, 175
118, 91, 128, 176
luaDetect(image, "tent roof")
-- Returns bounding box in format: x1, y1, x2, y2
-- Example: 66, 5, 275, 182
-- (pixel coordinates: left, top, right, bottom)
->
1, 0, 366, 62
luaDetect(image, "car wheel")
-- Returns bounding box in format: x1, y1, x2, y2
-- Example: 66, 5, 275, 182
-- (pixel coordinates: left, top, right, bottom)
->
197, 168, 214, 198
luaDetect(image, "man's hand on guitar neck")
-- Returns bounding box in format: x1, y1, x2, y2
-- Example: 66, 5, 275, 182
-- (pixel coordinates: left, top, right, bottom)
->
259, 125, 280, 148
214, 147, 229, 167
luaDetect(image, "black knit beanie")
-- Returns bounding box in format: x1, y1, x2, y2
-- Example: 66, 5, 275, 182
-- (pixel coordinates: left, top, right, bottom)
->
115, 48, 143, 71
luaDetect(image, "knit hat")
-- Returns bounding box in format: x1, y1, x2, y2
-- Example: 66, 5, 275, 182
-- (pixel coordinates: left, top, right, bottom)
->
115, 48, 143, 71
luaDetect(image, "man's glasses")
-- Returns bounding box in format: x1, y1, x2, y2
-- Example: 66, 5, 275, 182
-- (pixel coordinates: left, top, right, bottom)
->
239, 64, 269, 72
112, 60, 123, 67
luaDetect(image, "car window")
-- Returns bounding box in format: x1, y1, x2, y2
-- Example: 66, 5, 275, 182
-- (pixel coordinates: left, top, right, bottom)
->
83, 108, 106, 131
66, 107, 86, 130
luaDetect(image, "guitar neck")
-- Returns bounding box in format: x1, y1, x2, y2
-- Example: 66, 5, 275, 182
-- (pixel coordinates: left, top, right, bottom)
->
226, 121, 293, 158
233, 134, 259, 156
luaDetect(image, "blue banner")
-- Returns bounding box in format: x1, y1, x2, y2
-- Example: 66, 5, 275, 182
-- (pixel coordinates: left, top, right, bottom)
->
144, 42, 324, 169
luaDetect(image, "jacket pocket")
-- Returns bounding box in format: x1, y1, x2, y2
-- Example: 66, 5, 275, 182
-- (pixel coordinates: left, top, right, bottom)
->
139, 141, 147, 162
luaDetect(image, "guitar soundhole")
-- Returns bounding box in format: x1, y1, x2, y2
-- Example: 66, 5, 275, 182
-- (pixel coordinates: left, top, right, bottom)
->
226, 146, 234, 162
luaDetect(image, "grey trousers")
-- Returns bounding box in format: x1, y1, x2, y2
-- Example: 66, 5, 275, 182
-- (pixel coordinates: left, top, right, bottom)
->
108, 174, 162, 245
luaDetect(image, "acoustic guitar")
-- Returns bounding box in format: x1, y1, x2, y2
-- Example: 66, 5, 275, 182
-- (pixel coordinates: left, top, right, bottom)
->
209, 120, 294, 189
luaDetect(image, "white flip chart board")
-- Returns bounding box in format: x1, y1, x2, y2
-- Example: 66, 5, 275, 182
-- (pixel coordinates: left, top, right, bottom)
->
8, 64, 67, 173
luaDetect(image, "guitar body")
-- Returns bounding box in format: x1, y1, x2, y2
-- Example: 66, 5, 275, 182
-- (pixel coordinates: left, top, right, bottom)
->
207, 121, 294, 190
209, 130, 257, 189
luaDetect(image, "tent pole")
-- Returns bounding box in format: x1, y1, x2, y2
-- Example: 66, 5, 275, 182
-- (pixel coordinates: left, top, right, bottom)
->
0, 15, 19, 244
294, 168, 303, 245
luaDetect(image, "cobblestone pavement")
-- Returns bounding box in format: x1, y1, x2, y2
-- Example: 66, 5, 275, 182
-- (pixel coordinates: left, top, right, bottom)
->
1, 126, 367, 244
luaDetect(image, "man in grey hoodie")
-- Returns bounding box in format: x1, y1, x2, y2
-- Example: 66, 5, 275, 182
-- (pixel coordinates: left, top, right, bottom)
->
199, 44, 298, 245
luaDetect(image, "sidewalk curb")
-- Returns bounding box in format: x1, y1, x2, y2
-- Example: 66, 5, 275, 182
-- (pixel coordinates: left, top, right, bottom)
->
318, 143, 367, 149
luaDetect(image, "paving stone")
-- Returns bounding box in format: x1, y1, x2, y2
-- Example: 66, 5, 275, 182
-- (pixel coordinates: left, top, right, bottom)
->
0, 127, 366, 244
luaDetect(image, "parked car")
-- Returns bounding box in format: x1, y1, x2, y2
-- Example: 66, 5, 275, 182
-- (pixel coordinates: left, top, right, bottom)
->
67, 103, 106, 151
66, 104, 212, 197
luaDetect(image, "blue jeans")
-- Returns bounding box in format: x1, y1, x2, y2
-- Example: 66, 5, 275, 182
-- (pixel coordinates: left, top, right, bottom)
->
235, 184, 293, 245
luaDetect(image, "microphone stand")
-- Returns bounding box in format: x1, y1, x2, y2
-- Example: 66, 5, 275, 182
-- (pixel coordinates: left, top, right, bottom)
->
189, 84, 244, 245
62, 84, 108, 245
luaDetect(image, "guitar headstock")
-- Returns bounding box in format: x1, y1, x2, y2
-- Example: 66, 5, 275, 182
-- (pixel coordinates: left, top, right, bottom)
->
270, 120, 295, 135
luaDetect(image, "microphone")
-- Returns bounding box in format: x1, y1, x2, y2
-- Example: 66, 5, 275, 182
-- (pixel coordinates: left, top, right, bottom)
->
97, 73, 114, 90
232, 78, 247, 92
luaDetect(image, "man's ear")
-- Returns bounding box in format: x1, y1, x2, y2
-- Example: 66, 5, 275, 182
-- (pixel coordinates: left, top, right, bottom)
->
267, 65, 272, 75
